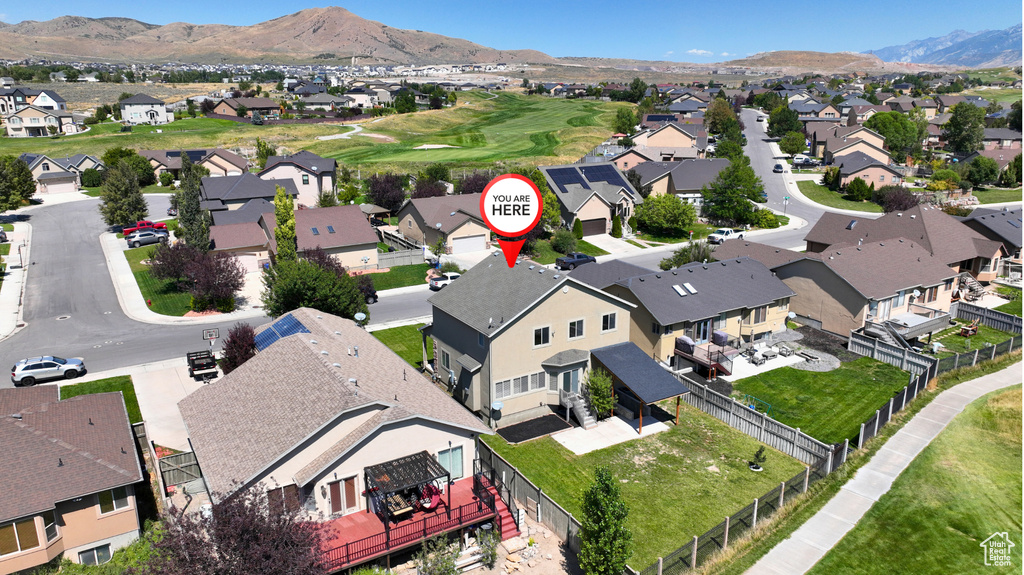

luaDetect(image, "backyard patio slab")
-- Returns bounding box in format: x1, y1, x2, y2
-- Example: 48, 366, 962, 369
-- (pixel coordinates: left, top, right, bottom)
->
553, 413, 671, 455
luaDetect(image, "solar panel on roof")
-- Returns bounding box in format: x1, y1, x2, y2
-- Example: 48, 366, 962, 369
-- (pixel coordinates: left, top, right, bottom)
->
580, 164, 631, 191
548, 167, 589, 194
253, 314, 311, 351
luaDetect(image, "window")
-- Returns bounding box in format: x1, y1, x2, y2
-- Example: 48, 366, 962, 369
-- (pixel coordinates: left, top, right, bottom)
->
924, 286, 938, 302
892, 176, 899, 183
748, 305, 767, 324
568, 319, 584, 339
530, 372, 544, 390
302, 174, 309, 185
944, 278, 954, 291
651, 322, 661, 335
0, 518, 40, 555
778, 298, 789, 311
879, 175, 885, 182
601, 313, 617, 332
41, 511, 57, 542
533, 326, 550, 347
98, 487, 129, 514
407, 219, 412, 228
441, 350, 450, 371
513, 374, 530, 394
437, 445, 464, 479
478, 333, 485, 347
495, 379, 511, 399
42, 162, 50, 171
78, 544, 111, 566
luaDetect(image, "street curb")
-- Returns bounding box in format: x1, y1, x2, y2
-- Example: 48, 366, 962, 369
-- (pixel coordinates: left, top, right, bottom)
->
0, 221, 32, 342
366, 315, 433, 332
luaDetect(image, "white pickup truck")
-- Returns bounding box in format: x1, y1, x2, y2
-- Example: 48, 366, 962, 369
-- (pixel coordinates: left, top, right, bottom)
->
708, 228, 745, 245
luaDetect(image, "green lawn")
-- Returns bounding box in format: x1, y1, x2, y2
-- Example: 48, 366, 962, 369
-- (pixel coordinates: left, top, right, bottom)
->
483, 402, 806, 568
730, 357, 909, 444
972, 187, 1022, 204
636, 223, 716, 244
796, 181, 883, 213
962, 87, 1023, 103
371, 324, 432, 369
124, 246, 193, 316
527, 238, 610, 265
60, 376, 142, 424
808, 385, 1022, 575
626, 239, 648, 249
994, 287, 1022, 317
1, 223, 12, 232
370, 263, 432, 291
931, 320, 1018, 357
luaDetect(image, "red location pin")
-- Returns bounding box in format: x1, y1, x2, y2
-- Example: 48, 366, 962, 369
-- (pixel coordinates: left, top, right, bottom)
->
480, 174, 543, 268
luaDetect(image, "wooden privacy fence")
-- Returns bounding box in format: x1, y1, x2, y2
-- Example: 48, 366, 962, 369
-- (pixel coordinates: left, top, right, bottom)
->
674, 374, 831, 466
159, 451, 203, 488
379, 229, 421, 251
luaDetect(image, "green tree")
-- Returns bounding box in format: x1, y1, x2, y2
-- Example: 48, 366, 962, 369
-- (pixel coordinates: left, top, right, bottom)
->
273, 185, 297, 261
932, 169, 961, 185
413, 535, 459, 575
767, 106, 801, 138
943, 103, 986, 154
634, 194, 697, 236
235, 104, 248, 117
260, 258, 367, 320
613, 107, 637, 135
255, 137, 277, 169
394, 91, 417, 113
540, 190, 561, 230
316, 189, 338, 207
1008, 100, 1022, 132
751, 92, 784, 112
176, 153, 211, 251
844, 177, 872, 201
584, 368, 615, 420
101, 147, 155, 186
550, 229, 577, 254
778, 131, 807, 157
966, 156, 1000, 186
626, 77, 648, 103
660, 240, 715, 270
572, 218, 584, 239
864, 111, 919, 156
714, 139, 745, 162
1001, 154, 1022, 186
186, 98, 197, 118
610, 215, 622, 238
99, 160, 147, 227
705, 98, 735, 134
422, 163, 451, 183
579, 467, 632, 575
625, 169, 653, 198
0, 155, 36, 212
701, 162, 763, 223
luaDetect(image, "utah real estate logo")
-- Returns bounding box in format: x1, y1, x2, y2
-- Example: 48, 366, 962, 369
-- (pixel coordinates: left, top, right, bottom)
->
980, 532, 1014, 567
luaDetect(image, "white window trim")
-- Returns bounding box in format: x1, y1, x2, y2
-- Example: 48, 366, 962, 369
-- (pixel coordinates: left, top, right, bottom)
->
601, 312, 617, 333
97, 487, 130, 515
533, 325, 552, 348
441, 350, 450, 370
567, 318, 585, 341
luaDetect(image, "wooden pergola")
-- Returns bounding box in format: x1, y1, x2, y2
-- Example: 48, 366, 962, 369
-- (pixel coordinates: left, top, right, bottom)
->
364, 451, 451, 542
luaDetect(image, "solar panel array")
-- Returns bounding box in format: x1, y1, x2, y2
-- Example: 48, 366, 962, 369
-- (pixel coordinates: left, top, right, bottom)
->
647, 114, 676, 122
580, 164, 632, 192
548, 167, 590, 194
254, 314, 311, 351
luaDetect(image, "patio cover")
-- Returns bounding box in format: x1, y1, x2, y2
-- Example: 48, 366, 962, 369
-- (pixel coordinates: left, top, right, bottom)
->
364, 451, 450, 495
359, 203, 390, 215
591, 342, 690, 404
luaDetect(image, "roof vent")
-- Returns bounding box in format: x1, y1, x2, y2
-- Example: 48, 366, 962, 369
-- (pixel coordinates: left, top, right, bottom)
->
450, 211, 456, 216
721, 261, 727, 266
528, 265, 535, 270
310, 339, 318, 344
910, 215, 916, 219
897, 213, 902, 217
639, 277, 645, 282
10, 414, 21, 420
538, 269, 545, 273
332, 363, 341, 368
321, 350, 328, 355
349, 378, 358, 385
846, 219, 857, 230
553, 274, 560, 279
353, 346, 359, 357
335, 331, 341, 335
656, 274, 662, 278
671, 270, 678, 275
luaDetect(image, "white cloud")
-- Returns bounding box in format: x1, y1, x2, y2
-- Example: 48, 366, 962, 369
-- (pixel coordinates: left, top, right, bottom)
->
720, 52, 733, 57
663, 50, 674, 58
686, 49, 713, 57
0, 14, 8, 22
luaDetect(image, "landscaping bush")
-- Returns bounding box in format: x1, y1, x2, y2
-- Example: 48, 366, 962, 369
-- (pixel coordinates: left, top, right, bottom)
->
635, 194, 697, 236
83, 116, 98, 125
149, 243, 201, 288
551, 229, 577, 254
821, 167, 841, 191
220, 322, 256, 375
611, 216, 623, 238
875, 185, 919, 212
843, 178, 872, 201
186, 253, 245, 312
439, 261, 464, 274
81, 168, 102, 187
628, 216, 638, 230
572, 219, 584, 239
931, 169, 960, 185
159, 172, 174, 187
584, 368, 615, 420
751, 208, 779, 228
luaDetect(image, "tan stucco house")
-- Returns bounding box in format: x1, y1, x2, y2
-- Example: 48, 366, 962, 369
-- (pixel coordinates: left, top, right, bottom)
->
258, 151, 337, 208
0, 387, 144, 572
140, 149, 247, 180
426, 255, 635, 427
212, 97, 279, 118
396, 194, 490, 254
17, 153, 79, 194
200, 173, 298, 213
628, 159, 731, 208
539, 163, 643, 236
835, 151, 904, 188
294, 205, 380, 269
4, 105, 79, 137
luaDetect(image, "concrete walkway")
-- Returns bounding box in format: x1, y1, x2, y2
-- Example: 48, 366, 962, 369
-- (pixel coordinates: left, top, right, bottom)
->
584, 233, 641, 255
745, 361, 1022, 575
0, 221, 31, 340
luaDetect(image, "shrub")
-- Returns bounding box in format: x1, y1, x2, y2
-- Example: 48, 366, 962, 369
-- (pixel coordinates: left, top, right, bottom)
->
876, 185, 919, 212
584, 368, 615, 420
551, 229, 577, 254
572, 219, 584, 239
610, 216, 623, 238
159, 172, 174, 187
165, 220, 179, 234
439, 261, 464, 274
83, 116, 98, 125
627, 216, 637, 230
81, 168, 103, 187
186, 253, 245, 311
750, 208, 779, 228
220, 322, 256, 375
932, 169, 960, 185
821, 166, 841, 190
149, 242, 201, 288
844, 177, 872, 201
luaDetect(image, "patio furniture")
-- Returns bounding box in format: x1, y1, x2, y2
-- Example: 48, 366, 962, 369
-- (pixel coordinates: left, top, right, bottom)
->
386, 493, 413, 518
365, 451, 453, 530
777, 345, 793, 357
749, 352, 766, 366
960, 320, 980, 337
418, 483, 443, 511
761, 349, 779, 361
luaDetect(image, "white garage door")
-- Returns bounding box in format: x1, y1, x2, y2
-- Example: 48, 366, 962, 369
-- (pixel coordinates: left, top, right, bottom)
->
234, 254, 260, 273
44, 181, 77, 194
452, 234, 487, 254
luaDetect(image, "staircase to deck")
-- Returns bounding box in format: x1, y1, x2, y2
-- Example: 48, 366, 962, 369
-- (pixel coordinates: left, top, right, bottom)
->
478, 478, 521, 541
560, 389, 597, 429
960, 272, 986, 300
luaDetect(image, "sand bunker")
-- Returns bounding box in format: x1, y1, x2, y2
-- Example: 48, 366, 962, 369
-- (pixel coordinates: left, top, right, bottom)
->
412, 144, 461, 149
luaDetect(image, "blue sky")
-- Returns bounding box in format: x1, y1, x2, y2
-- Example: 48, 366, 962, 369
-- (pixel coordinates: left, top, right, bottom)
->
1, 2, 1020, 62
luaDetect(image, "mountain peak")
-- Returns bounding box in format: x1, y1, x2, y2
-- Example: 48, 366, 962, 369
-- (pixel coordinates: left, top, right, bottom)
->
868, 25, 1022, 67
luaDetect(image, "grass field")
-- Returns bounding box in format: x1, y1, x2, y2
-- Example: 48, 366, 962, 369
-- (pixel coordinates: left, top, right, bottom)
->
483, 401, 806, 568
994, 287, 1022, 317
527, 238, 610, 265
931, 320, 1018, 357
371, 324, 432, 369
962, 87, 1023, 103
730, 357, 909, 444
796, 181, 883, 213
124, 245, 193, 316
972, 187, 1022, 204
59, 375, 142, 424
808, 385, 1023, 575
369, 263, 433, 291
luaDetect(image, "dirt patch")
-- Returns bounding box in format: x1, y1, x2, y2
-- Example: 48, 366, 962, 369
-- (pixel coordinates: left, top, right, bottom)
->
358, 133, 397, 142
794, 326, 861, 362
183, 309, 222, 317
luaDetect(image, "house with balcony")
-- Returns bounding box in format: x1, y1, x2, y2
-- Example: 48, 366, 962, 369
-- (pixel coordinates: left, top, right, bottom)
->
4, 105, 79, 137
956, 207, 1023, 277
0, 387, 144, 572
178, 308, 508, 572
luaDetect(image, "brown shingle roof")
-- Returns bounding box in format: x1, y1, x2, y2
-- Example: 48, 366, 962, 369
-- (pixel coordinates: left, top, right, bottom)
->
398, 193, 485, 235
795, 239, 955, 299
712, 239, 804, 269
294, 205, 378, 251
178, 308, 489, 500
0, 390, 143, 522
209, 222, 269, 251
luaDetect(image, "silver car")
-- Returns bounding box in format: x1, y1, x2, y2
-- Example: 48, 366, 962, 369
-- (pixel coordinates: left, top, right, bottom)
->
11, 356, 86, 386
125, 229, 168, 248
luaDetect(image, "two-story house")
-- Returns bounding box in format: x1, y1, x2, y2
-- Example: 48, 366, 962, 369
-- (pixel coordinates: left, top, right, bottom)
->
118, 94, 169, 125
426, 255, 635, 427
18, 153, 80, 194
140, 149, 248, 180
539, 163, 643, 236
0, 387, 144, 572
4, 105, 79, 137
258, 150, 337, 208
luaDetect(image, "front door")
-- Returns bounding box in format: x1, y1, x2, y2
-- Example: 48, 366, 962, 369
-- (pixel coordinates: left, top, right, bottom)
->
693, 319, 712, 344
562, 368, 580, 394
328, 477, 358, 515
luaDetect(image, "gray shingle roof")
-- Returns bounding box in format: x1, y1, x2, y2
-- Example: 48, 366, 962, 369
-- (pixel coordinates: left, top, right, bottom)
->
178, 308, 489, 501
959, 208, 1023, 250
397, 193, 484, 235
119, 93, 165, 105
294, 205, 378, 251
540, 349, 590, 368
569, 259, 654, 290
712, 240, 804, 270
795, 239, 956, 299
209, 222, 269, 251
201, 173, 297, 207
836, 151, 901, 177
262, 150, 337, 176
591, 342, 689, 403
539, 162, 643, 215
628, 159, 731, 192
210, 198, 274, 226
616, 257, 795, 326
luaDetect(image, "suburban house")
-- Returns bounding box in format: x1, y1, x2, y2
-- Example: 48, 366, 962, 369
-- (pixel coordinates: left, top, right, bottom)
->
293, 205, 379, 269
258, 151, 337, 208
956, 207, 1023, 275
803, 205, 1007, 283
790, 100, 840, 120
140, 149, 248, 180
630, 122, 707, 156
18, 153, 81, 194
4, 105, 79, 137
629, 158, 731, 207
344, 87, 379, 108
981, 128, 1022, 151
209, 198, 274, 226
395, 193, 490, 254
0, 387, 144, 572
714, 239, 956, 340
962, 148, 1021, 173
199, 173, 298, 213
539, 162, 643, 236
300, 93, 356, 111
426, 255, 635, 427
49, 154, 104, 181
845, 105, 889, 126
571, 258, 794, 374
118, 94, 169, 125
834, 151, 904, 187
212, 97, 280, 118
178, 309, 504, 570
807, 125, 887, 161
209, 221, 273, 272
0, 87, 67, 116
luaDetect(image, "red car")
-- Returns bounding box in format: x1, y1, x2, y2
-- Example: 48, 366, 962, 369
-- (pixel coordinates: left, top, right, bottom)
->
122, 220, 168, 234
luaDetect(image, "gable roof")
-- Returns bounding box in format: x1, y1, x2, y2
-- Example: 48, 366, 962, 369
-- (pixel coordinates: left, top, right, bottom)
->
0, 388, 143, 522
200, 173, 298, 208
836, 151, 902, 177
711, 239, 804, 269
982, 128, 1023, 141
429, 254, 634, 337
568, 259, 654, 290
261, 150, 337, 176
209, 222, 269, 251
219, 97, 278, 110
50, 154, 102, 172
615, 257, 795, 326
539, 162, 643, 215
958, 208, 1023, 250
119, 93, 165, 105
178, 308, 489, 501
397, 193, 484, 235
210, 198, 274, 226
294, 205, 379, 251
141, 149, 247, 172
804, 205, 1006, 264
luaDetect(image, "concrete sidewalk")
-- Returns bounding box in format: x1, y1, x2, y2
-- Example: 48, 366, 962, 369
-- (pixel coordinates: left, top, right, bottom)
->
0, 221, 32, 340
745, 361, 1022, 575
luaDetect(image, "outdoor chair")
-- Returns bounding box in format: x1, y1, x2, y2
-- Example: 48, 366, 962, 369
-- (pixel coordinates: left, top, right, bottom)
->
417, 483, 443, 511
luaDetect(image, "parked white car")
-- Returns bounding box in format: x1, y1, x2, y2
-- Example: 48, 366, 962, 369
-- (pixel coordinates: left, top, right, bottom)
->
429, 272, 460, 290
708, 228, 745, 245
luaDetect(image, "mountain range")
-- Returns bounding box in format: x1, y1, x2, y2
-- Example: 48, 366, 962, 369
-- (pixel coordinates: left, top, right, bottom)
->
867, 24, 1022, 68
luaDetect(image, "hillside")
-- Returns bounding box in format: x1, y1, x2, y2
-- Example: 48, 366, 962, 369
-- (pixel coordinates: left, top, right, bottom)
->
869, 25, 1022, 68
721, 51, 890, 72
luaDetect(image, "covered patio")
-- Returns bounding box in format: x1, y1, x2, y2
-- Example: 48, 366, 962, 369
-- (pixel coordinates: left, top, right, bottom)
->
591, 342, 690, 434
